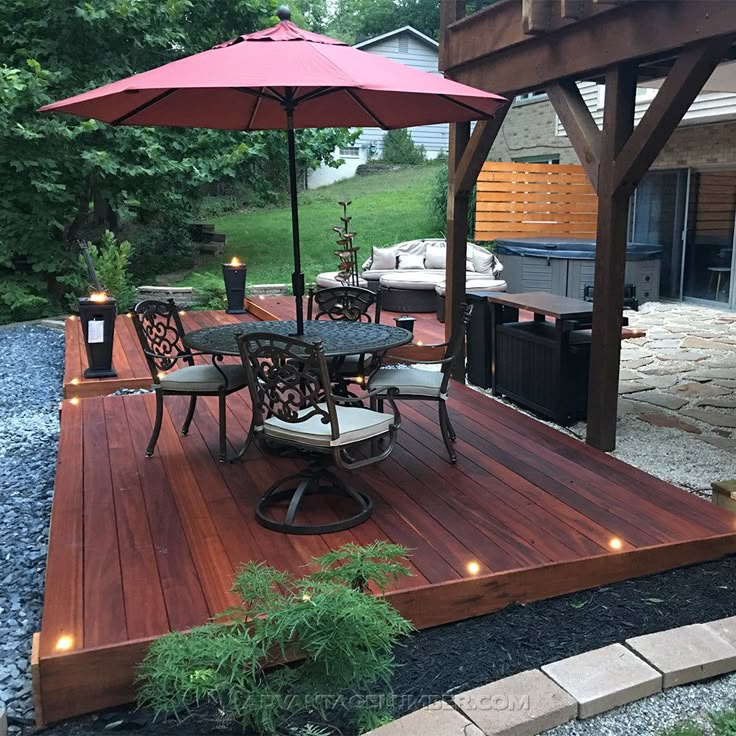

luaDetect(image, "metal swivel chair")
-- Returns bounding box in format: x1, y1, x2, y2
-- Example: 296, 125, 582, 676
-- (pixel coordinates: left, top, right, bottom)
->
236, 331, 401, 534
131, 299, 247, 462
368, 303, 472, 463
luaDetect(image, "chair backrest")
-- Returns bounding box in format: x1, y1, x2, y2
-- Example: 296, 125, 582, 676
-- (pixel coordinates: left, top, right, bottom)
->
236, 332, 341, 441
307, 286, 381, 324
440, 303, 473, 393
132, 299, 193, 379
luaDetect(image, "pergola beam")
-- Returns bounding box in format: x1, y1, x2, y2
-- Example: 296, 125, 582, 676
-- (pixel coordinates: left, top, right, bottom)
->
613, 36, 736, 194
445, 1, 736, 98
546, 80, 601, 189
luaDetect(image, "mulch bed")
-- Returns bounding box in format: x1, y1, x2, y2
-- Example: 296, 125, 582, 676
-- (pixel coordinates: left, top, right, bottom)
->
25, 554, 736, 736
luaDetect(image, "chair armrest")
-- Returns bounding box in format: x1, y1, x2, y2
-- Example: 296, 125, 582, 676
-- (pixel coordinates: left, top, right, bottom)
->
383, 355, 454, 366
329, 386, 400, 405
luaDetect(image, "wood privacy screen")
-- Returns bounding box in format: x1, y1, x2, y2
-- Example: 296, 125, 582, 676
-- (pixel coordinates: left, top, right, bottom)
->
474, 161, 598, 242
692, 171, 736, 242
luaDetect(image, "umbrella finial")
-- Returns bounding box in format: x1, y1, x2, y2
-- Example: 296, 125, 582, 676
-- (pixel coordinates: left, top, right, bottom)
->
276, 5, 291, 21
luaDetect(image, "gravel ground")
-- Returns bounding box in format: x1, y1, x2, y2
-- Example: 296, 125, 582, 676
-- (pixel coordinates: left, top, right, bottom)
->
545, 672, 736, 736
0, 324, 63, 728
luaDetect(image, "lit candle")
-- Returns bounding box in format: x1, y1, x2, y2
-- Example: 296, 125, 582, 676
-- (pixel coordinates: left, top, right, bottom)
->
89, 291, 108, 303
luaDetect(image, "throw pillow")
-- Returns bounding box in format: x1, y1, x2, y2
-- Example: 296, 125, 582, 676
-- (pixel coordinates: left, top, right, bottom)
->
472, 247, 503, 276
424, 244, 446, 270
370, 246, 399, 270
398, 253, 425, 270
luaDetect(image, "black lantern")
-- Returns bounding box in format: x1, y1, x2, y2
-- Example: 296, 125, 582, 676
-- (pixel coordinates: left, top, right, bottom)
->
78, 293, 117, 378
223, 257, 247, 314
394, 315, 416, 334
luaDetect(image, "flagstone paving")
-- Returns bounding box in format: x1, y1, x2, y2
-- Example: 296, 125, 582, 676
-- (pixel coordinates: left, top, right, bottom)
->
573, 302, 736, 496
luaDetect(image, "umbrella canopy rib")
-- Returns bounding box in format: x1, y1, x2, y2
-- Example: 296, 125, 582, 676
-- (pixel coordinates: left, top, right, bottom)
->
112, 88, 179, 126
345, 89, 388, 128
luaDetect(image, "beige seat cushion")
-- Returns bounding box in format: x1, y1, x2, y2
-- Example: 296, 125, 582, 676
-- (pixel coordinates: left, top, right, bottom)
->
263, 404, 393, 447
369, 366, 445, 399
379, 271, 447, 290
159, 363, 247, 392
435, 278, 507, 296
315, 271, 369, 289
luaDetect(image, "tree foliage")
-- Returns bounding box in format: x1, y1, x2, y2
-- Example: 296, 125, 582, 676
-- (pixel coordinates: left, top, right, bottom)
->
0, 0, 356, 322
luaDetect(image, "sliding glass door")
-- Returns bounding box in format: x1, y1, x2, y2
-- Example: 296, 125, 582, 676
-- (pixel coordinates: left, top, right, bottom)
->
682, 170, 736, 305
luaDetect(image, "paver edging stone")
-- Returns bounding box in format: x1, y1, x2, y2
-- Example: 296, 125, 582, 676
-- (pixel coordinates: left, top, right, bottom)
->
364, 615, 736, 736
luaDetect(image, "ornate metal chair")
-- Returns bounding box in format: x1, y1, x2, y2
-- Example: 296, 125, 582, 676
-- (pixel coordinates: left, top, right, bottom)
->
131, 299, 247, 462
236, 332, 401, 534
307, 285, 381, 324
368, 303, 472, 463
307, 285, 382, 387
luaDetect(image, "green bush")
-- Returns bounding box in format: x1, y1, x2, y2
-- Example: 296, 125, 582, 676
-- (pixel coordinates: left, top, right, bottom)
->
382, 129, 426, 165
427, 160, 477, 236
123, 214, 197, 283
189, 273, 227, 311
137, 542, 413, 734
81, 230, 137, 311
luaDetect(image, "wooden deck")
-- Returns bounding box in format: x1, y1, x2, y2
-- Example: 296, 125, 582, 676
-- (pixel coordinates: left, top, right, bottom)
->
39, 335, 736, 724
62, 298, 447, 399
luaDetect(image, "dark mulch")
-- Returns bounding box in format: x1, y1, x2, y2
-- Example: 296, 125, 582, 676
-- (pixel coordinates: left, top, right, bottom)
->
26, 554, 736, 736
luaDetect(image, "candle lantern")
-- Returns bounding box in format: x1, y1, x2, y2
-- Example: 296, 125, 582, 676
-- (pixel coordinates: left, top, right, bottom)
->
394, 315, 416, 334
78, 292, 117, 378
223, 257, 247, 314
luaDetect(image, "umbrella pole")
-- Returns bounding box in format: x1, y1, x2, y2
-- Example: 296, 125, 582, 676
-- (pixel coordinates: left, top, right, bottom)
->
286, 109, 305, 335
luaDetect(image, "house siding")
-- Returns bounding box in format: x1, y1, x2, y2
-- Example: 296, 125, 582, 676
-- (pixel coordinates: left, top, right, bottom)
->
355, 34, 448, 155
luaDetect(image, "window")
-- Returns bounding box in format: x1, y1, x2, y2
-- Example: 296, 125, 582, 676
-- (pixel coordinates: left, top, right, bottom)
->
339, 146, 361, 158
514, 91, 547, 105
512, 154, 560, 165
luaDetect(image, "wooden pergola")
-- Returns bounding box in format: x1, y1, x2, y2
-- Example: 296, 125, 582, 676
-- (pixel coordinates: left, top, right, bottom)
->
441, 0, 736, 450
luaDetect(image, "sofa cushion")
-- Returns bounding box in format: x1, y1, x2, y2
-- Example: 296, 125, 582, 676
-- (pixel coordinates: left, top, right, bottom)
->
435, 278, 507, 296
425, 243, 446, 269
370, 245, 400, 270
398, 253, 425, 270
316, 271, 369, 289
472, 247, 504, 276
380, 271, 446, 290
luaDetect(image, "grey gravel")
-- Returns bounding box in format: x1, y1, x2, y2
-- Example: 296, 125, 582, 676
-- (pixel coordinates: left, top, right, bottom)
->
544, 672, 736, 735
0, 325, 63, 726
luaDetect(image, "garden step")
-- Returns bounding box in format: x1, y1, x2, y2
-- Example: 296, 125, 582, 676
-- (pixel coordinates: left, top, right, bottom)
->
626, 624, 736, 688
541, 643, 661, 718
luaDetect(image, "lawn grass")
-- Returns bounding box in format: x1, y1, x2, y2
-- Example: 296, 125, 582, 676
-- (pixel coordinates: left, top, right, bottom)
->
180, 162, 443, 289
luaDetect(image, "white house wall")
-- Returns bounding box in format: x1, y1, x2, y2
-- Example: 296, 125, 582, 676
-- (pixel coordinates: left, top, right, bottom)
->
554, 82, 736, 137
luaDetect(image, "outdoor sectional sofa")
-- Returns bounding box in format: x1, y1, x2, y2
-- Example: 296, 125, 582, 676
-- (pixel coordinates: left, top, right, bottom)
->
316, 238, 507, 313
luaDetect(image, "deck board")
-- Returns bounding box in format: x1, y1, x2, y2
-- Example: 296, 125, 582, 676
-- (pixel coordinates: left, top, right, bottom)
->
40, 307, 735, 725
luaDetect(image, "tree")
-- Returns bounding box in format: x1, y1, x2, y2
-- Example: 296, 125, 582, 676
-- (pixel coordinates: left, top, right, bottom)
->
0, 0, 355, 321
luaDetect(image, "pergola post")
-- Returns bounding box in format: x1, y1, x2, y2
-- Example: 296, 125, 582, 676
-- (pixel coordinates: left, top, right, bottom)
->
586, 63, 637, 451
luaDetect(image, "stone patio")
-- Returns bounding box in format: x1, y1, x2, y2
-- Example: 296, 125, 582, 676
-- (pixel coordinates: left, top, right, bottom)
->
578, 302, 736, 497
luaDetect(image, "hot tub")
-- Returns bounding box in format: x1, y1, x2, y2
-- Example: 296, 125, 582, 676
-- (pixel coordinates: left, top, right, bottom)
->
494, 237, 662, 302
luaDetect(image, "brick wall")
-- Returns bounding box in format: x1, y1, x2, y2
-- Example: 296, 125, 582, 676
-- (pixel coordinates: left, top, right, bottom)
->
490, 97, 736, 171
488, 98, 578, 164
653, 120, 736, 169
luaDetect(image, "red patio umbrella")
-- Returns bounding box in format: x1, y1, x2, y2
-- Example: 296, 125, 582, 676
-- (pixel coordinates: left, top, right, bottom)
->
41, 7, 506, 334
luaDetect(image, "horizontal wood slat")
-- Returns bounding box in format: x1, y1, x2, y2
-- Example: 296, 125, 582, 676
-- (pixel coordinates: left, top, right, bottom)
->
475, 161, 598, 241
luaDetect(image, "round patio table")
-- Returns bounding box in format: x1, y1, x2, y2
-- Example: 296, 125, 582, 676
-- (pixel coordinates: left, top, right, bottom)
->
183, 319, 413, 460
183, 319, 413, 357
